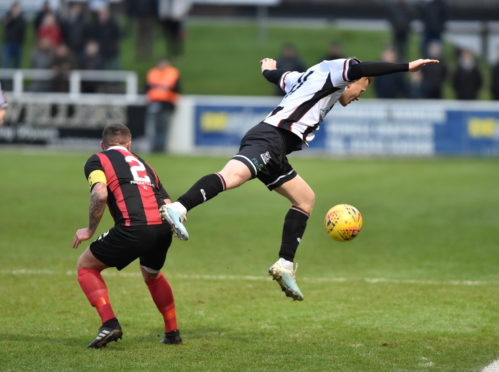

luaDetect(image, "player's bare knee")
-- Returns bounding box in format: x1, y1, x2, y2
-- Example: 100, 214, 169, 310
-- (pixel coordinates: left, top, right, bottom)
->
140, 265, 160, 281
296, 190, 315, 214
218, 170, 249, 189
77, 251, 91, 269
218, 160, 252, 189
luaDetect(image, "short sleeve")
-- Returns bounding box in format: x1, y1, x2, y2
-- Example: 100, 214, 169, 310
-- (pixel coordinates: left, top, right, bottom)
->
327, 58, 357, 88
84, 154, 107, 189
279, 71, 302, 94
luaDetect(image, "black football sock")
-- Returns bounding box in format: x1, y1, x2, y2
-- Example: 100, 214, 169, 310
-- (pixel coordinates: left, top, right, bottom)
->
177, 173, 226, 211
279, 206, 310, 262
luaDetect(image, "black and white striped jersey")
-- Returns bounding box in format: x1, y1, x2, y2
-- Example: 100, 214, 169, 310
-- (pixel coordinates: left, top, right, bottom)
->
263, 58, 357, 144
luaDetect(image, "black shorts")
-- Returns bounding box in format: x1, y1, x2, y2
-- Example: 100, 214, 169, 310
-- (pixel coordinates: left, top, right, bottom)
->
233, 122, 302, 190
90, 223, 172, 271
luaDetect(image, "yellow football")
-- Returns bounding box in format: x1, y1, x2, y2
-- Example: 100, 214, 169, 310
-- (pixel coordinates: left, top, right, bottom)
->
324, 204, 363, 242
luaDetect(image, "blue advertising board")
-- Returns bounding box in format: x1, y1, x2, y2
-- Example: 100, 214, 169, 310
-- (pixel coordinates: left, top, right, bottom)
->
194, 100, 499, 156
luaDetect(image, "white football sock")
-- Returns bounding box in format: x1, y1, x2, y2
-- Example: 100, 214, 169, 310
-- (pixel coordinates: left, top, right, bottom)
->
277, 257, 294, 271
171, 201, 187, 216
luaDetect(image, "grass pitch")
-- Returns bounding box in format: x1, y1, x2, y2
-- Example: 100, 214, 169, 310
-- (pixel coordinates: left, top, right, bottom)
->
1, 151, 499, 371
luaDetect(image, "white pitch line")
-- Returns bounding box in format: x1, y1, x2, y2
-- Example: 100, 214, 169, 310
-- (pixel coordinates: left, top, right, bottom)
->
483, 359, 499, 372
1, 269, 499, 287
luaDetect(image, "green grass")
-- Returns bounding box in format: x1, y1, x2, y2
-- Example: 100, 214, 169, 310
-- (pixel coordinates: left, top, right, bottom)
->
1, 151, 499, 371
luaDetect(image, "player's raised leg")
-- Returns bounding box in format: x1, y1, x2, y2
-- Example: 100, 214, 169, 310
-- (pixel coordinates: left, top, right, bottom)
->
141, 266, 182, 344
269, 175, 315, 301
160, 159, 252, 240
76, 248, 123, 348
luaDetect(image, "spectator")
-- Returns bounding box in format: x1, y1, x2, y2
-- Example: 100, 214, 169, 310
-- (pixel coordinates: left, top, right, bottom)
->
145, 58, 181, 153
52, 44, 74, 92
408, 70, 423, 98
80, 40, 105, 93
419, 0, 448, 57
158, 0, 192, 58
2, 2, 26, 68
125, 0, 157, 60
37, 13, 62, 47
79, 40, 104, 70
421, 41, 448, 99
34, 0, 52, 32
275, 43, 306, 96
452, 49, 482, 100
322, 41, 345, 61
29, 37, 55, 91
276, 44, 306, 72
30, 37, 55, 69
491, 46, 499, 100
87, 5, 121, 69
373, 46, 408, 98
61, 3, 87, 58
387, 0, 414, 62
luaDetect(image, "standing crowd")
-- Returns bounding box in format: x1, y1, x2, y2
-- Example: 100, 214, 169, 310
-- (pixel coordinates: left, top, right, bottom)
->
1, 0, 191, 93
274, 0, 499, 101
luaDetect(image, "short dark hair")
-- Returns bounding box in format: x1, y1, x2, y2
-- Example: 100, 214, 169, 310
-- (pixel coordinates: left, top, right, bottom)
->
102, 123, 131, 147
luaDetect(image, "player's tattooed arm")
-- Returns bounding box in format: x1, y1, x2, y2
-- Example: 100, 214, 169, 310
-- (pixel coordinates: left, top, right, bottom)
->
88, 182, 108, 234
72, 182, 108, 249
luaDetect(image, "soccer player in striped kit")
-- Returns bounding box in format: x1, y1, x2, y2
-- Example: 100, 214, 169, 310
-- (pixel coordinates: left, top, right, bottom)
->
72, 124, 181, 348
162, 56, 438, 301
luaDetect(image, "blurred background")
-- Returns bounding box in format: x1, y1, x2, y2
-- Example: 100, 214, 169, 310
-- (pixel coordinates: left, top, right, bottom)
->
0, 0, 498, 155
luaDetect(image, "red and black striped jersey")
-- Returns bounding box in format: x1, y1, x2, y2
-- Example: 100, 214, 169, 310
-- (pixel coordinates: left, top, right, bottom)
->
84, 146, 169, 226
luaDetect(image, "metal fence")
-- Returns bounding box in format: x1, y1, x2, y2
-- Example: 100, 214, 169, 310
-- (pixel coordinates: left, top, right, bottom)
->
0, 69, 138, 102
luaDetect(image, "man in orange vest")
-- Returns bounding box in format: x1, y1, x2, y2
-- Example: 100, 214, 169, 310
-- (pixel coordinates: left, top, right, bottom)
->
145, 58, 180, 152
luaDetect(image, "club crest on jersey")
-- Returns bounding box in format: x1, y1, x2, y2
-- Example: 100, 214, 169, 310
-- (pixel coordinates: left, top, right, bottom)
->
251, 157, 264, 171
260, 151, 271, 165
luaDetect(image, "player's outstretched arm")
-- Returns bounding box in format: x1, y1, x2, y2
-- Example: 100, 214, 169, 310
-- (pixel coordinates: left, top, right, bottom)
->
408, 59, 439, 72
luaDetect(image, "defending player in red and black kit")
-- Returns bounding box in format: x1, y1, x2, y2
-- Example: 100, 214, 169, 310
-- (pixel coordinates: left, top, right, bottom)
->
72, 123, 181, 348
162, 56, 438, 301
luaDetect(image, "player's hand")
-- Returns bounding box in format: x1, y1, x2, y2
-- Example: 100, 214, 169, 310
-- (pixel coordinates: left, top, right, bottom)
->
260, 58, 277, 72
408, 59, 439, 72
72, 227, 93, 249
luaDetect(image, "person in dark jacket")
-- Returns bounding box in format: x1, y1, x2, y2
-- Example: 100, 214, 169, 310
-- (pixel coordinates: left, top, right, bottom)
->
86, 5, 121, 69
419, 0, 448, 57
80, 40, 105, 93
34, 0, 52, 31
61, 3, 87, 58
125, 0, 157, 60
374, 46, 408, 98
421, 41, 448, 99
2, 2, 26, 68
452, 49, 483, 100
491, 46, 499, 101
387, 0, 414, 62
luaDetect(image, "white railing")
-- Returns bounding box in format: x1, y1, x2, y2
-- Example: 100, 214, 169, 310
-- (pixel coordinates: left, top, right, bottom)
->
0, 69, 139, 102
